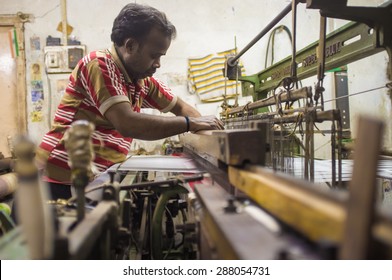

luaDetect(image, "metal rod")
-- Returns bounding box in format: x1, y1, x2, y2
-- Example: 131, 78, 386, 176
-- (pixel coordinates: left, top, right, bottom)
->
304, 116, 309, 181
225, 86, 312, 115
331, 121, 336, 188
337, 118, 343, 188
291, 0, 298, 80
228, 3, 293, 66
223, 106, 323, 124
317, 16, 327, 83
310, 118, 315, 182
315, 15, 327, 109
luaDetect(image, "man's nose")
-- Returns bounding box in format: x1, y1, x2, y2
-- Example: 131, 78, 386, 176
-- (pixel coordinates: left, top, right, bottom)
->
153, 58, 161, 68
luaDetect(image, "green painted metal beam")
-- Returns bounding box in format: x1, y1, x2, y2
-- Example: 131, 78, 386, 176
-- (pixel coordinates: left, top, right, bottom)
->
238, 22, 382, 100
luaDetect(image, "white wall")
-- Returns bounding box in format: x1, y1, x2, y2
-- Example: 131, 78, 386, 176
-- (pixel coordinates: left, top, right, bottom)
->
341, 0, 392, 153
0, 0, 391, 154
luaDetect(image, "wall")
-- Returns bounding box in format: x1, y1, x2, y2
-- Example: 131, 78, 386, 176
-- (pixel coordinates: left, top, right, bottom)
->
345, 0, 392, 154
0, 0, 390, 155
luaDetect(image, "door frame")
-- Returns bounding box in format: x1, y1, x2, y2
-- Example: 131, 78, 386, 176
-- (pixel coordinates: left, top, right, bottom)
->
0, 13, 32, 134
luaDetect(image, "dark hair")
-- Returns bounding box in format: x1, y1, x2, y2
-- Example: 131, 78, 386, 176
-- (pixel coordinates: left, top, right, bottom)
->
111, 3, 177, 46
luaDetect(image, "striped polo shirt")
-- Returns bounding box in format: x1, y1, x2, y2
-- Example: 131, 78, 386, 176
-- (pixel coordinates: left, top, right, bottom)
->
36, 46, 177, 183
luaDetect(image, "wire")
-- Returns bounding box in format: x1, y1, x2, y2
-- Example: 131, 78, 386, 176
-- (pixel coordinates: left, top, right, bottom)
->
35, 4, 60, 19
324, 84, 390, 103
285, 113, 303, 138
314, 139, 332, 152
264, 25, 292, 69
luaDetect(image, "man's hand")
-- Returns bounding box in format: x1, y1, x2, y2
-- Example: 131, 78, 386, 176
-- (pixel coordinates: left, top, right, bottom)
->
188, 115, 224, 133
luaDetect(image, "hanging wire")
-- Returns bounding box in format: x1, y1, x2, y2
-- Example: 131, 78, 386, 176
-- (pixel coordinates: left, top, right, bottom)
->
35, 4, 60, 19
324, 83, 391, 103
264, 25, 293, 69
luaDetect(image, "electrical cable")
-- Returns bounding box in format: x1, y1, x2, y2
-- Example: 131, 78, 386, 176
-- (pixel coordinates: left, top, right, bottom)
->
265, 25, 293, 69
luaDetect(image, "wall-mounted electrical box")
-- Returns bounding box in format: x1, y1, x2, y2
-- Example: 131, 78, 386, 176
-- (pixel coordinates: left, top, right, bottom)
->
44, 45, 86, 74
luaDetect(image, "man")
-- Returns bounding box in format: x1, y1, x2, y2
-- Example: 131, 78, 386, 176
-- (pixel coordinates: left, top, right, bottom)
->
36, 3, 224, 199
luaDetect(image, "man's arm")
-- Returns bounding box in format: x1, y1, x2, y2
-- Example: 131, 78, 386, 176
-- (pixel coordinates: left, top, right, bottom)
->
169, 97, 224, 133
104, 100, 223, 140
169, 96, 201, 117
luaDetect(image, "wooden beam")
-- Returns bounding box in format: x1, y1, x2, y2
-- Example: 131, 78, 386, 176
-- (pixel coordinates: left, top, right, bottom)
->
339, 116, 384, 259
229, 165, 346, 243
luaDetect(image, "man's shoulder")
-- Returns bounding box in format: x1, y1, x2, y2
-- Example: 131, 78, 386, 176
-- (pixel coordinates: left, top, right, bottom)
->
84, 49, 112, 62
77, 49, 116, 71
143, 76, 168, 88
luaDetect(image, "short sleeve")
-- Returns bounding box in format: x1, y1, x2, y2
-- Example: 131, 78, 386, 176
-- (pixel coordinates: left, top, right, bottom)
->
141, 77, 177, 113
78, 54, 130, 115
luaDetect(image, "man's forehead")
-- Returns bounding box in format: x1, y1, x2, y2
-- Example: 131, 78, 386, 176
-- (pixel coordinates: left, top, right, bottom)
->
143, 28, 171, 49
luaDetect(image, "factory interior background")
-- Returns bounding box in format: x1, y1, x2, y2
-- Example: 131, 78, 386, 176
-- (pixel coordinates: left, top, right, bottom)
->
1, 0, 390, 156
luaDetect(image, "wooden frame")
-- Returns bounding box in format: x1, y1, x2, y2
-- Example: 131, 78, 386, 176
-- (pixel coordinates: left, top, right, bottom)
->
0, 13, 32, 134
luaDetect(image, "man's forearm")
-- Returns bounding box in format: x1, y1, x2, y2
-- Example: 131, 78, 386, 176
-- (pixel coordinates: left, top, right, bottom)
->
170, 97, 201, 118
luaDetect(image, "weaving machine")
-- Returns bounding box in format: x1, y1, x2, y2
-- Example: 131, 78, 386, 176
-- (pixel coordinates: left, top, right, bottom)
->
1, 0, 392, 260
181, 0, 392, 259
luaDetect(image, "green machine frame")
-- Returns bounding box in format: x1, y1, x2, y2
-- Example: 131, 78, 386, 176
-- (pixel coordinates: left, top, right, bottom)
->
226, 0, 392, 102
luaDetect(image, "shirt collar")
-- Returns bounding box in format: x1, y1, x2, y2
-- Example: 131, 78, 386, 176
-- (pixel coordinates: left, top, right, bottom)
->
109, 45, 147, 88
109, 44, 132, 83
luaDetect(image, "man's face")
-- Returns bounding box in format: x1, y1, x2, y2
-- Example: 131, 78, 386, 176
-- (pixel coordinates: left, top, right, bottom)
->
124, 28, 171, 80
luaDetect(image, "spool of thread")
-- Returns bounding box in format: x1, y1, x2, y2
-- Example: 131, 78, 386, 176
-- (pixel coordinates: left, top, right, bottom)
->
0, 202, 11, 216
0, 172, 17, 198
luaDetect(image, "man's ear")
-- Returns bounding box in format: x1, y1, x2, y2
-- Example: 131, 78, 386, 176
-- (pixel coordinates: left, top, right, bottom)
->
124, 38, 139, 53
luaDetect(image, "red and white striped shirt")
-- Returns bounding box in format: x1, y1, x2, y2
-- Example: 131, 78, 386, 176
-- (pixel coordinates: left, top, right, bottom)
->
36, 46, 176, 183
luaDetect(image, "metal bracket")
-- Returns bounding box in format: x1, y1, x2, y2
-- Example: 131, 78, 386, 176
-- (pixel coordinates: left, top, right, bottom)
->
307, 0, 392, 79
